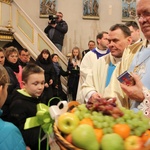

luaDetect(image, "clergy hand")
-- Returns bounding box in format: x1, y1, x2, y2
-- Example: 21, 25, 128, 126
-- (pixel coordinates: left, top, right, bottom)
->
120, 73, 144, 102
89, 92, 102, 102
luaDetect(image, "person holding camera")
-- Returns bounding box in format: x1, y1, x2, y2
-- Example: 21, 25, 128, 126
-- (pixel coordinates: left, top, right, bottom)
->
44, 12, 68, 52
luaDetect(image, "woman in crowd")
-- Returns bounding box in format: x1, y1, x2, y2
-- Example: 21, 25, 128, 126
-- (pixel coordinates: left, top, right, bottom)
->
4, 46, 23, 88
51, 53, 68, 100
67, 46, 81, 100
36, 49, 55, 104
0, 48, 20, 121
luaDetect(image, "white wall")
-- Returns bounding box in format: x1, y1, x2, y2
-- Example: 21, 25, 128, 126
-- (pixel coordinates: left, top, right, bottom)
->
14, 0, 127, 55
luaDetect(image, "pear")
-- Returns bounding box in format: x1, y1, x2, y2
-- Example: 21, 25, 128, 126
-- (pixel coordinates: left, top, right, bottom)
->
101, 133, 124, 150
72, 124, 99, 150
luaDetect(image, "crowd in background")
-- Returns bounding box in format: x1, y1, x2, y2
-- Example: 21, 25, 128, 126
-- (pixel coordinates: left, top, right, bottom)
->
0, 45, 81, 149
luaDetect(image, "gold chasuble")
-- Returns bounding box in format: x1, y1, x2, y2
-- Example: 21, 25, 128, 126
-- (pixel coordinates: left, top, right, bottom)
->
103, 40, 146, 108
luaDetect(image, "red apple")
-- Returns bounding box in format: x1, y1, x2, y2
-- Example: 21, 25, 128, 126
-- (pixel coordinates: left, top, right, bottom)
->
57, 112, 79, 134
65, 133, 73, 144
124, 135, 144, 150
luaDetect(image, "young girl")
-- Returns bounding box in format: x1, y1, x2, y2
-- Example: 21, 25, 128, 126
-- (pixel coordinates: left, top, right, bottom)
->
36, 49, 55, 104
67, 47, 81, 100
0, 64, 26, 149
9, 63, 48, 150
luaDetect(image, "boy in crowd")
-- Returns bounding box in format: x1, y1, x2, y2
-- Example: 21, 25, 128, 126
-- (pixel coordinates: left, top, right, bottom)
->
9, 63, 48, 150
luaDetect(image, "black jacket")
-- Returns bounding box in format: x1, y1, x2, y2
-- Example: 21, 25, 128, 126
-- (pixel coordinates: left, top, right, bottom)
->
82, 49, 90, 58
44, 19, 68, 46
53, 62, 68, 99
18, 59, 28, 68
1, 66, 20, 121
36, 59, 55, 104
9, 90, 47, 150
67, 59, 80, 95
36, 59, 55, 84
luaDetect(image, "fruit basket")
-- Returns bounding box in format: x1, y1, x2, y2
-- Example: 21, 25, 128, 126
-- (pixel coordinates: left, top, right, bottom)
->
53, 98, 150, 150
54, 122, 82, 150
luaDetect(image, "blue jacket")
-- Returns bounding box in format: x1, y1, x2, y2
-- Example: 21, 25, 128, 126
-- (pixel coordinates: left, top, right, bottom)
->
0, 110, 26, 150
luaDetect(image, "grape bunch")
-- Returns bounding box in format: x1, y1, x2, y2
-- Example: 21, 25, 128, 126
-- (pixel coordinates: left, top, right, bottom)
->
86, 97, 124, 118
74, 104, 150, 136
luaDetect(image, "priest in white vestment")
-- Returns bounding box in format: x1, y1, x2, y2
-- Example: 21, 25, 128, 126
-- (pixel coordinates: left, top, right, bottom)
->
103, 0, 150, 109
80, 24, 132, 104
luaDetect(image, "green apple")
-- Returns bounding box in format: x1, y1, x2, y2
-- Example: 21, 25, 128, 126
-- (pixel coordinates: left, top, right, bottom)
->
124, 135, 144, 150
101, 133, 124, 150
57, 112, 79, 134
72, 124, 99, 150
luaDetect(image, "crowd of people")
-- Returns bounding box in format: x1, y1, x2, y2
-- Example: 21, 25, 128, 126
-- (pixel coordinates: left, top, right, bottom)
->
79, 0, 150, 117
0, 45, 81, 149
1, 0, 150, 149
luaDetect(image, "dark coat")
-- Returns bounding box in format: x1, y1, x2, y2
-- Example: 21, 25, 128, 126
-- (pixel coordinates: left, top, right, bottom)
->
53, 62, 68, 100
36, 59, 55, 104
1, 66, 20, 121
18, 59, 28, 68
67, 59, 80, 100
82, 49, 90, 58
9, 90, 47, 150
44, 19, 68, 46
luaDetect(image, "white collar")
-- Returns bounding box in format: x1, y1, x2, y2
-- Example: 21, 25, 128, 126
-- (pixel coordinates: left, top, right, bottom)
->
114, 57, 122, 63
109, 54, 122, 66
96, 47, 108, 54
134, 38, 142, 44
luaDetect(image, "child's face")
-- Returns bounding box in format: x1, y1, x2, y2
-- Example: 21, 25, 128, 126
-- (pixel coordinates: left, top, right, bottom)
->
73, 49, 79, 57
23, 73, 45, 98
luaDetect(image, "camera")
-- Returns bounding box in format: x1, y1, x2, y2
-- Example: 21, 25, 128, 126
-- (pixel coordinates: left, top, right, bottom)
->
49, 15, 58, 24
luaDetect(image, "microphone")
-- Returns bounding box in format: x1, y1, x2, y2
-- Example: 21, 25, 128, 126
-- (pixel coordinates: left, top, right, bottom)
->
74, 56, 77, 62
74, 56, 77, 70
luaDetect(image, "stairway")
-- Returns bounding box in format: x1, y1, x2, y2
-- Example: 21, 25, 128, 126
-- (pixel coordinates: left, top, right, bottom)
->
0, 0, 68, 94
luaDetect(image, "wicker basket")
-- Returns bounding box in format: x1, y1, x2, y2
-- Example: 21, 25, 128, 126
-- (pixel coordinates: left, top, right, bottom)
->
53, 123, 82, 150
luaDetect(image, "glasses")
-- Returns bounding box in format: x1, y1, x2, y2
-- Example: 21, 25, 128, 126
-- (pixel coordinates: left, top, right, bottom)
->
135, 11, 150, 20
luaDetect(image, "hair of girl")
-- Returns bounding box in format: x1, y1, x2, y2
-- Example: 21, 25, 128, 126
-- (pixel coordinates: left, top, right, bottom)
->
70, 46, 81, 62
0, 64, 9, 87
37, 49, 52, 63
